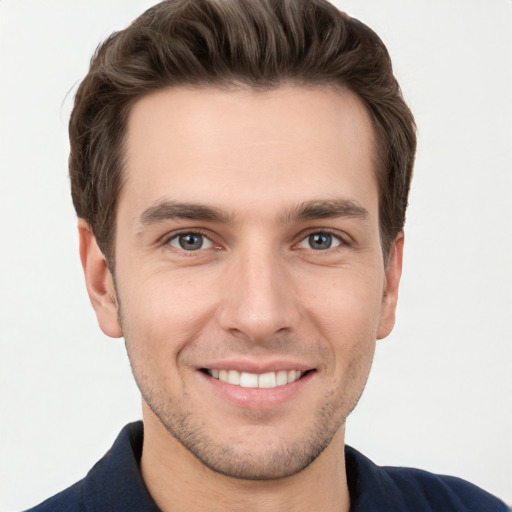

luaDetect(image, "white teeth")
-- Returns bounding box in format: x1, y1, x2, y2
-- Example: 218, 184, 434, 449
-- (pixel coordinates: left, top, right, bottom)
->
276, 370, 288, 386
240, 372, 258, 388
258, 371, 276, 388
228, 370, 240, 385
209, 369, 304, 388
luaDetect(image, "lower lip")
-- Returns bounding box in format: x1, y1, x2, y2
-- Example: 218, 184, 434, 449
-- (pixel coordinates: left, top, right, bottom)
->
197, 371, 314, 410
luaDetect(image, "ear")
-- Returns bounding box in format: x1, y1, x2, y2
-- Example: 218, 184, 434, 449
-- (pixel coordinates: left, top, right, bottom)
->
78, 219, 123, 338
377, 232, 404, 340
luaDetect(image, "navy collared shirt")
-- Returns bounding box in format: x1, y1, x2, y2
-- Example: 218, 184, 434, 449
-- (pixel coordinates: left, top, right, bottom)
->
26, 421, 508, 511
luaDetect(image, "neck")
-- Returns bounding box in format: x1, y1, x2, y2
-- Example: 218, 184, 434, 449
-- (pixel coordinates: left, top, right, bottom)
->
140, 407, 351, 512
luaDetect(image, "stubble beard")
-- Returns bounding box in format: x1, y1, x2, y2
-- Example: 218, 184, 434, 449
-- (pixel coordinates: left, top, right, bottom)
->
145, 385, 344, 480
128, 352, 369, 481
115, 284, 372, 481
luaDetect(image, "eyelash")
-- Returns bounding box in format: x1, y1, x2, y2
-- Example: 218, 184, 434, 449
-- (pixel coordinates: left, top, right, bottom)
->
296, 230, 345, 252
162, 230, 218, 254
162, 229, 348, 254
295, 229, 348, 252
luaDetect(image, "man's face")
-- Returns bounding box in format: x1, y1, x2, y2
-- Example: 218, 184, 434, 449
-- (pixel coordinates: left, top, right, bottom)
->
85, 86, 402, 480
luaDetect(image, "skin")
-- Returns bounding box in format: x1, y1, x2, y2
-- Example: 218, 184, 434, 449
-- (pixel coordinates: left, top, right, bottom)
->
79, 86, 403, 511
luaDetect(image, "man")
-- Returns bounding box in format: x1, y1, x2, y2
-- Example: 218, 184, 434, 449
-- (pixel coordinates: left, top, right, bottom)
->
25, 0, 508, 510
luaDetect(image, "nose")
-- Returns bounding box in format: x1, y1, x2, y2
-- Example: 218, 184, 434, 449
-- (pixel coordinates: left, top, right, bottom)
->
216, 246, 301, 343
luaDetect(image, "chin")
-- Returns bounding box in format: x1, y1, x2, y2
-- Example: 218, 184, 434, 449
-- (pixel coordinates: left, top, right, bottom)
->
147, 393, 348, 481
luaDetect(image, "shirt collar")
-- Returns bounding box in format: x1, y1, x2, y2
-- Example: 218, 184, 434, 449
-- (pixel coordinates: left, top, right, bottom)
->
81, 421, 160, 511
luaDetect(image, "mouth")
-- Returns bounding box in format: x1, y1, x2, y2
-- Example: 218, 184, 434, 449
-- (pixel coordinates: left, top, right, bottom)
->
201, 368, 311, 389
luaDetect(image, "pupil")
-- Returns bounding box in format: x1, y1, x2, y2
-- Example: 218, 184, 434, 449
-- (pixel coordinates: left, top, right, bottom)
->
179, 233, 203, 250
310, 233, 332, 250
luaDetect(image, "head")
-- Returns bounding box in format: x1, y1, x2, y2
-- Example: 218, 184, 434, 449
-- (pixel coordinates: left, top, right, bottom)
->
69, 0, 415, 269
73, 0, 415, 483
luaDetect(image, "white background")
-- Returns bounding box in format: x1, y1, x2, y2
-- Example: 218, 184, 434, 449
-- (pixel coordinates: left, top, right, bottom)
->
1, 1, 511, 510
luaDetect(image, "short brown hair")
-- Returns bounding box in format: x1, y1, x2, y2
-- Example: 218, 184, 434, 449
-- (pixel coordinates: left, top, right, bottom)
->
69, 0, 416, 266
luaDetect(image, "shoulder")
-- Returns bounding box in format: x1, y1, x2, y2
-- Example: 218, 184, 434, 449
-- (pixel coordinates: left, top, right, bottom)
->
345, 445, 509, 512
23, 422, 159, 512
23, 480, 85, 512
383, 465, 508, 511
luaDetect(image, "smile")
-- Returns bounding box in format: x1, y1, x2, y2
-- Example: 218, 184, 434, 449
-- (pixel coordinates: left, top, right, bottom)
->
205, 369, 305, 389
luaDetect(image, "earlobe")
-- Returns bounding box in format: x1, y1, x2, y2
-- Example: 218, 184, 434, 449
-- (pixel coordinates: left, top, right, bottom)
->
78, 219, 123, 338
377, 232, 404, 340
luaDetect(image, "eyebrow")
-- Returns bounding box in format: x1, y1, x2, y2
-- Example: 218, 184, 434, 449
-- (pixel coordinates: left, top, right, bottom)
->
283, 199, 370, 223
138, 197, 369, 229
139, 201, 233, 227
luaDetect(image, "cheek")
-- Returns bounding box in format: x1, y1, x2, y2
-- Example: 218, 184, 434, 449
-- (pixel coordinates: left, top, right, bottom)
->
303, 267, 384, 340
298, 266, 383, 386
118, 273, 216, 401
117, 268, 220, 355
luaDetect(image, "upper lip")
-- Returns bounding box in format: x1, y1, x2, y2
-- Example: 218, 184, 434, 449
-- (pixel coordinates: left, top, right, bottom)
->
198, 358, 315, 374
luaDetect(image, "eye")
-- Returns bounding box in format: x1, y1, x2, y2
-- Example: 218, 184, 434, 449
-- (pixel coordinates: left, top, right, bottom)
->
298, 232, 342, 251
168, 232, 214, 251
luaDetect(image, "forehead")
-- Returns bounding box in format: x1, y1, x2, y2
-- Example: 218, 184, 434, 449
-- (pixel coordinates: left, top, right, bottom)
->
120, 85, 378, 222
